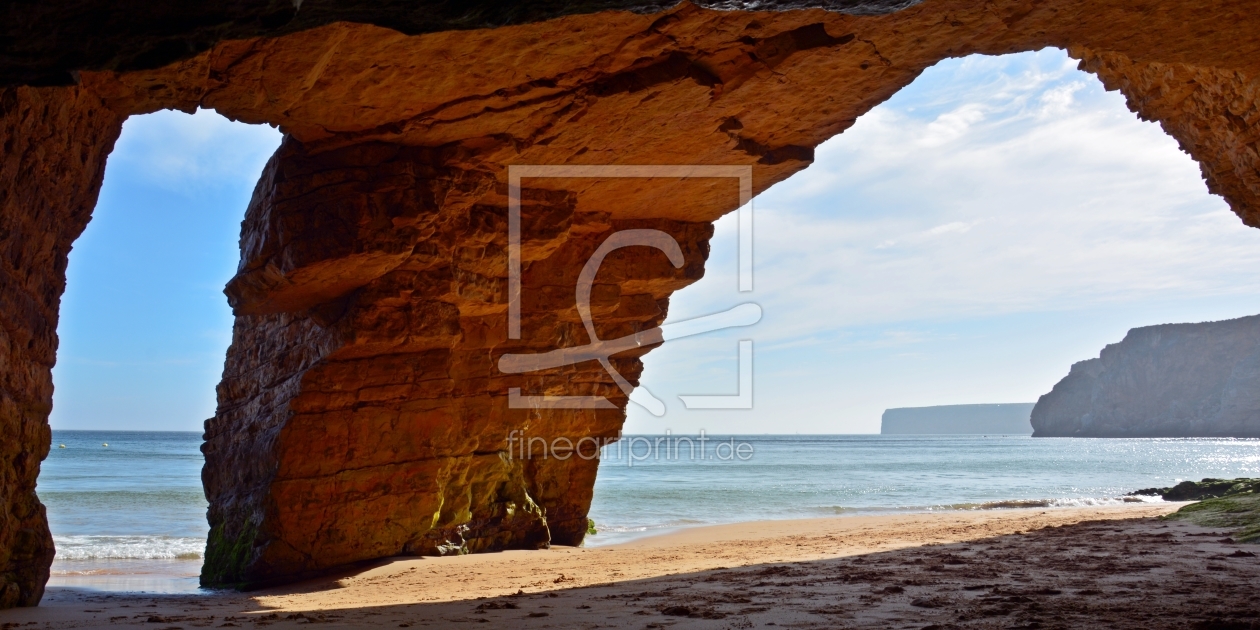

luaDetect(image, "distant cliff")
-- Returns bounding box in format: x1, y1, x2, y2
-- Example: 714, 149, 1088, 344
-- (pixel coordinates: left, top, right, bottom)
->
881, 404, 1035, 435
1031, 315, 1260, 437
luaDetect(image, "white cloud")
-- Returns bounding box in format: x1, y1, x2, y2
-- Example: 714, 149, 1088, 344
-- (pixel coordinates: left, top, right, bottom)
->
921, 103, 987, 146
1037, 81, 1086, 117
925, 222, 974, 236
627, 48, 1260, 433
708, 50, 1260, 334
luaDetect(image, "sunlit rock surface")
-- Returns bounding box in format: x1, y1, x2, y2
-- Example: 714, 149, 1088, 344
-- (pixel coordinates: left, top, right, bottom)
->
2, 0, 1260, 600
1032, 315, 1260, 438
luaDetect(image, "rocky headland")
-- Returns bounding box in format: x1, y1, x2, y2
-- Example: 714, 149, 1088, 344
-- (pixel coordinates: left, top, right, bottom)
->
881, 403, 1034, 435
1032, 316, 1260, 437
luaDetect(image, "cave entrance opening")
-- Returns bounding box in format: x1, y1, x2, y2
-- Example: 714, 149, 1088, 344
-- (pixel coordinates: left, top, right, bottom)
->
41, 109, 280, 591
29, 45, 1260, 593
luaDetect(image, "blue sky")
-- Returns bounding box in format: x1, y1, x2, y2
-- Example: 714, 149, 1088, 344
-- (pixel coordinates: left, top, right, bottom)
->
50, 49, 1260, 433
51, 112, 281, 431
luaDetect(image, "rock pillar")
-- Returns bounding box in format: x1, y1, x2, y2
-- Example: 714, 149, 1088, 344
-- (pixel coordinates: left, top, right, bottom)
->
200, 138, 711, 587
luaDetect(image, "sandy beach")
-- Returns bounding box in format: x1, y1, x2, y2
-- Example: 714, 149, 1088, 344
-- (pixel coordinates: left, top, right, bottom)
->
4, 503, 1259, 629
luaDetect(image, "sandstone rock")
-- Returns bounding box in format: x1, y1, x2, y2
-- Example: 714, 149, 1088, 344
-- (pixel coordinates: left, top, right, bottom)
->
0, 1, 925, 86
1032, 316, 1260, 437
201, 138, 710, 586
3, 0, 1260, 602
0, 86, 124, 605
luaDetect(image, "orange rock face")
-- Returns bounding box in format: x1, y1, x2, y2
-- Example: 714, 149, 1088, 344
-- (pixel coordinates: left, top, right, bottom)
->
0, 86, 124, 605
2, 0, 1259, 599
200, 139, 710, 585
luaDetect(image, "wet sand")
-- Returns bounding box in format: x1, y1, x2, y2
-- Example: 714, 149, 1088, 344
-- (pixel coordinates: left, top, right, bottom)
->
4, 503, 1260, 629
46, 559, 203, 594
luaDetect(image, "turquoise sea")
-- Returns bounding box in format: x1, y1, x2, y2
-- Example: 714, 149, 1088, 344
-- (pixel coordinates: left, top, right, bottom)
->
39, 430, 1260, 591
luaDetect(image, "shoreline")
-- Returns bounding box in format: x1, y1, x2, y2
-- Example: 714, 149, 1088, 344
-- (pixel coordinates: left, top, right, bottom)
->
584, 495, 1164, 547
8, 502, 1259, 628
47, 558, 203, 594
44, 499, 1169, 592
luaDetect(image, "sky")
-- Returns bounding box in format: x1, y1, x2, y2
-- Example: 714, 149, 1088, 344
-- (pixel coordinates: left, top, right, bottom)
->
50, 112, 282, 431
50, 48, 1260, 433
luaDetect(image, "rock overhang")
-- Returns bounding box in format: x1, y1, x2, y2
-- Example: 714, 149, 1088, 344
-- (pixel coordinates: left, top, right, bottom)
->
0, 0, 927, 87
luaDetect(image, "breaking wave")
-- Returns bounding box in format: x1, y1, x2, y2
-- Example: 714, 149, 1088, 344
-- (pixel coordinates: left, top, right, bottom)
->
54, 535, 204, 561
931, 495, 1164, 511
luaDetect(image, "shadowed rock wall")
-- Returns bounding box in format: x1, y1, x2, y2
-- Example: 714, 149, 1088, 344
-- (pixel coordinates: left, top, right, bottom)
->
0, 86, 123, 606
1, 0, 927, 86
1, 0, 1259, 601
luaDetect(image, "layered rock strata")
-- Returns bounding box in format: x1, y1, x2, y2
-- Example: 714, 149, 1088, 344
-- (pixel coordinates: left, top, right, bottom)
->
1, 0, 928, 86
201, 138, 711, 586
1032, 316, 1260, 437
2, 0, 1260, 601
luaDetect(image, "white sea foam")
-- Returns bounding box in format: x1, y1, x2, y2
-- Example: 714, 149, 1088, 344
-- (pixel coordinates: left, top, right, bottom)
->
53, 535, 204, 561
930, 495, 1165, 511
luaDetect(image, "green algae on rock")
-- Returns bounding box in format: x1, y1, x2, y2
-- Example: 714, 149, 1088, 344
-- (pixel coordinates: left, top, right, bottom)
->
1131, 478, 1260, 543
1171, 493, 1260, 543
1130, 478, 1260, 502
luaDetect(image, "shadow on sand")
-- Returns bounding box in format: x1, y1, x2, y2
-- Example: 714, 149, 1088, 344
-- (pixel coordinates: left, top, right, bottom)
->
4, 516, 1260, 629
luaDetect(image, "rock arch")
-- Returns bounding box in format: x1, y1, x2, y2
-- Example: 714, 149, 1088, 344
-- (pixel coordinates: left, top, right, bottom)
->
1, 0, 1257, 603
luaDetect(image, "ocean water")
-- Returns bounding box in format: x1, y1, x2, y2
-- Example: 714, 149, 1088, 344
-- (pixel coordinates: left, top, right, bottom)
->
42, 431, 206, 592
38, 431, 1260, 591
588, 434, 1260, 544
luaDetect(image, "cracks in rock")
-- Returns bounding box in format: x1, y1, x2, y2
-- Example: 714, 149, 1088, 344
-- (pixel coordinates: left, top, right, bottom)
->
275, 454, 461, 484
718, 116, 815, 165
741, 23, 858, 70
2, 0, 929, 86
190, 14, 873, 167
302, 48, 725, 154
855, 36, 893, 69
279, 16, 686, 151
278, 27, 355, 118
372, 20, 868, 158
298, 10, 910, 154
691, 0, 922, 14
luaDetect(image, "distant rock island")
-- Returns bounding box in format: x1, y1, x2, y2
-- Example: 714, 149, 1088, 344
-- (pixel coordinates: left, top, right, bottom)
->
1032, 315, 1260, 437
881, 404, 1035, 435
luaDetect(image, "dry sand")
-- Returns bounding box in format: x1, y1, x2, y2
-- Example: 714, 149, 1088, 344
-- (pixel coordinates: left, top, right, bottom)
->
3, 503, 1260, 629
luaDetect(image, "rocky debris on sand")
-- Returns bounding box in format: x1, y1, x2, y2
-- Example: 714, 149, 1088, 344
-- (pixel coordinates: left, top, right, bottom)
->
1130, 478, 1260, 501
